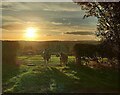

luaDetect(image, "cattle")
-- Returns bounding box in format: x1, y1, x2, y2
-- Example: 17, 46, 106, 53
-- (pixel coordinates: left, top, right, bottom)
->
59, 52, 68, 66
42, 49, 51, 66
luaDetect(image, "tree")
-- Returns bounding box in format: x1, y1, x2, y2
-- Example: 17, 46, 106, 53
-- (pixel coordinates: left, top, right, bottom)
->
73, 43, 98, 65
73, 1, 120, 68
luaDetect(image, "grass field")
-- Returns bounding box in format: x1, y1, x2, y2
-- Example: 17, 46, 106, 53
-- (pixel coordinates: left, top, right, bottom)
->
2, 55, 119, 93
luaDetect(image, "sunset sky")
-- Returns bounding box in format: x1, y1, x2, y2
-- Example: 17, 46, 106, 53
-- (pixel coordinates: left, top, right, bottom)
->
1, 2, 98, 41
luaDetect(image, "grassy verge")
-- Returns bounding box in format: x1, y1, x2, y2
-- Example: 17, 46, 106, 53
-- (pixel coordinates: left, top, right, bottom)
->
3, 55, 119, 93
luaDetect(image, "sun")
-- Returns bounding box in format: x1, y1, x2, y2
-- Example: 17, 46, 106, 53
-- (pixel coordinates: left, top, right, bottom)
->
25, 27, 37, 39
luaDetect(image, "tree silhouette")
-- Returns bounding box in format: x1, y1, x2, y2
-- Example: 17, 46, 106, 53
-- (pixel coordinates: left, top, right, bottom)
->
73, 1, 120, 68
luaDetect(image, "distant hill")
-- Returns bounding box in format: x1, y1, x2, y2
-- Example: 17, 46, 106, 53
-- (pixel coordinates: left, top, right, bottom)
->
2, 40, 116, 58
1, 40, 100, 55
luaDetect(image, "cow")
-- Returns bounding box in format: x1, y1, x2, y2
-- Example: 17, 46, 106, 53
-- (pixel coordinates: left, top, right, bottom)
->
42, 49, 51, 66
59, 52, 68, 66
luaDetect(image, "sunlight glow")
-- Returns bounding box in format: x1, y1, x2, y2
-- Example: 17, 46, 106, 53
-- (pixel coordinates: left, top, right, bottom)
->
25, 27, 37, 39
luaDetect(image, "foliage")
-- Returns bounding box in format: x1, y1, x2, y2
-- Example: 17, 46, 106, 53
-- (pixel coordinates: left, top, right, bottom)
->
98, 41, 117, 58
73, 44, 98, 57
74, 2, 120, 44
73, 2, 120, 66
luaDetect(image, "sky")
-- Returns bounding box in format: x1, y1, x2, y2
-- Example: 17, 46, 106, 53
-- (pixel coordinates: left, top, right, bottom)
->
1, 2, 98, 41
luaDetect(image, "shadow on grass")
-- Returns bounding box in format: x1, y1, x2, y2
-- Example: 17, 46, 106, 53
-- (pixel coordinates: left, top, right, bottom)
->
14, 67, 79, 93
3, 62, 120, 93
66, 62, 120, 92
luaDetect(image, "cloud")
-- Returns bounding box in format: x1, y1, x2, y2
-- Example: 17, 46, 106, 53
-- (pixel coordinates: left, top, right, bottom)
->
2, 2, 31, 11
36, 34, 97, 41
65, 31, 94, 35
2, 2, 97, 26
2, 2, 98, 41
41, 3, 81, 12
2, 2, 80, 12
2, 16, 23, 23
2, 28, 9, 32
51, 22, 63, 25
2, 23, 26, 30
